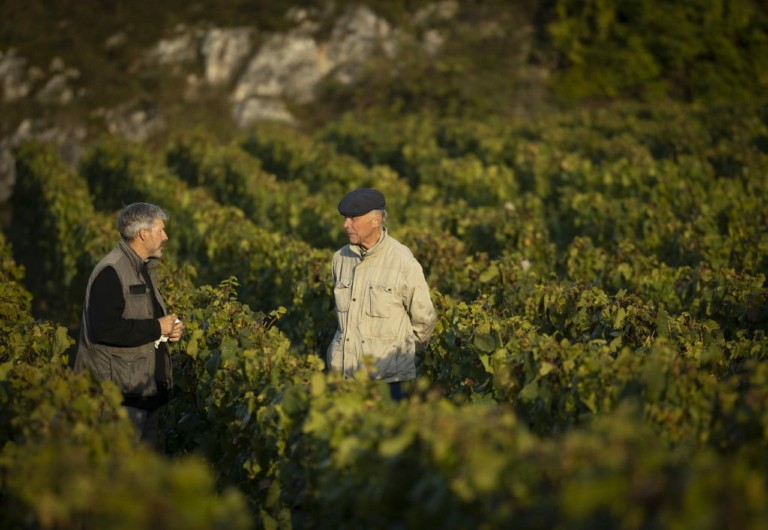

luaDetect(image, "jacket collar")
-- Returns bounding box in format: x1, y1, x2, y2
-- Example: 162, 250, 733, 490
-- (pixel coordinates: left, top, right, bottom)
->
350, 227, 387, 259
118, 238, 159, 274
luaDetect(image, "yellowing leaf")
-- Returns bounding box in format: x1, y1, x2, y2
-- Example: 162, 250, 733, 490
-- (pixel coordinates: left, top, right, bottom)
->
474, 333, 497, 353
538, 361, 555, 376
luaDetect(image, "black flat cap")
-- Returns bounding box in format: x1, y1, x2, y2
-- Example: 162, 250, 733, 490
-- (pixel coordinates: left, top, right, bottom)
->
338, 188, 386, 217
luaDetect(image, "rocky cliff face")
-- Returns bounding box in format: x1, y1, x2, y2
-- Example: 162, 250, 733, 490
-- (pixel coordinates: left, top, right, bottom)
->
0, 1, 539, 204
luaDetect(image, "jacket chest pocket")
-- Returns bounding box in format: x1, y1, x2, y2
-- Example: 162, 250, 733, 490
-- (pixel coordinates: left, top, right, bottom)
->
368, 284, 400, 317
334, 280, 352, 312
124, 292, 152, 319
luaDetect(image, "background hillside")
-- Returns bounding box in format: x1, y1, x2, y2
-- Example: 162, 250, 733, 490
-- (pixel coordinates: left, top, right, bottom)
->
2, 0, 767, 205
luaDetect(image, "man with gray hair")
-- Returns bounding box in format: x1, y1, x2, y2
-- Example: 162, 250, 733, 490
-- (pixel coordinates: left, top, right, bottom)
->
75, 202, 183, 447
327, 188, 436, 401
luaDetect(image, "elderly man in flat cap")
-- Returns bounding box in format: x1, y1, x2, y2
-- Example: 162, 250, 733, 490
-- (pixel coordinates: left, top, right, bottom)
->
327, 188, 436, 401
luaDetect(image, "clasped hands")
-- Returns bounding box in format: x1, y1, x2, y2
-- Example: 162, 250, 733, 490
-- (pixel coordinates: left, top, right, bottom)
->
159, 314, 185, 342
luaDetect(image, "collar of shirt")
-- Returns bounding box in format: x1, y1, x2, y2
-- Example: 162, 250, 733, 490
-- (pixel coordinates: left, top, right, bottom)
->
351, 227, 387, 260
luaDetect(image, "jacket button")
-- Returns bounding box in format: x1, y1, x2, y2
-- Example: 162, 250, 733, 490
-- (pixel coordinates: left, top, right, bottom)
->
352, 298, 356, 301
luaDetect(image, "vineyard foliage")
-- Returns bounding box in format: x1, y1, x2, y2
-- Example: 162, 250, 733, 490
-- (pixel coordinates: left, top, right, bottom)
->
3, 100, 768, 529
0, 232, 252, 529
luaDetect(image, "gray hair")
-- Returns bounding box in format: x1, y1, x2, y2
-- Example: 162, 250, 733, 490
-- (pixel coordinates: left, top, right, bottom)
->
117, 202, 168, 241
372, 209, 388, 225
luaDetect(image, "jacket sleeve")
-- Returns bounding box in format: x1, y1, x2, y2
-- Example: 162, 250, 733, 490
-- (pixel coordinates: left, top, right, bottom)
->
404, 258, 436, 352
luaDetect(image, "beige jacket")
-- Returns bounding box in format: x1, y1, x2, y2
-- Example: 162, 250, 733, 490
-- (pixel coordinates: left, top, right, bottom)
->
327, 228, 436, 382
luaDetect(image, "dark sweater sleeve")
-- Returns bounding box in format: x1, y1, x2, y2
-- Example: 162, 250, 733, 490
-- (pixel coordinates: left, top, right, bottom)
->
89, 266, 162, 347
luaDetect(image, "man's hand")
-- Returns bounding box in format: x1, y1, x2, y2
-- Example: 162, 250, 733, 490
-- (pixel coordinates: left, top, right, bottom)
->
168, 317, 184, 342
158, 314, 178, 336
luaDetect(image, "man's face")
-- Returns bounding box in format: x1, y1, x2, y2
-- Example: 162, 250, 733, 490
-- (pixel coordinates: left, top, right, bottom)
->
343, 211, 380, 249
142, 218, 168, 258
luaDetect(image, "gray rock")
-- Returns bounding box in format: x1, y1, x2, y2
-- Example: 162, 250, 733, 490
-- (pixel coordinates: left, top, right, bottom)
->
0, 48, 34, 102
233, 31, 329, 105
422, 29, 446, 57
146, 29, 199, 66
201, 27, 253, 87
327, 5, 393, 84
0, 138, 15, 203
0, 119, 86, 203
105, 32, 128, 50
232, 97, 296, 128
36, 73, 74, 104
413, 0, 460, 26
231, 4, 397, 126
102, 101, 165, 142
